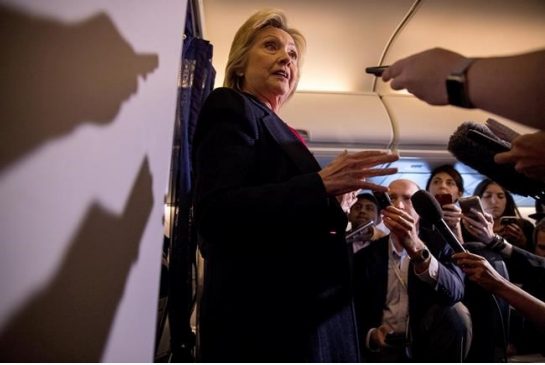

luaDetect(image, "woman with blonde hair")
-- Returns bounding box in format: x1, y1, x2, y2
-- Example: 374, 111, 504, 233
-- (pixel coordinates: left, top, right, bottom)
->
192, 8, 398, 362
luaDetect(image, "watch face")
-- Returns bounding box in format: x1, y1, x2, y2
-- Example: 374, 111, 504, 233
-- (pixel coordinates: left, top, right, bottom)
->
412, 248, 430, 263
421, 248, 430, 259
446, 77, 466, 107
446, 72, 474, 108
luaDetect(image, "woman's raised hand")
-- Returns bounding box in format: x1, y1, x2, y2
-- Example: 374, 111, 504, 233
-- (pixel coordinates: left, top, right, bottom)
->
318, 150, 399, 196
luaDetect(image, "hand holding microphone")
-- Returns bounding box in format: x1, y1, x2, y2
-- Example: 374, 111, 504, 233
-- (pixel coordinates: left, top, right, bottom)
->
411, 190, 466, 253
495, 130, 545, 182
448, 121, 545, 201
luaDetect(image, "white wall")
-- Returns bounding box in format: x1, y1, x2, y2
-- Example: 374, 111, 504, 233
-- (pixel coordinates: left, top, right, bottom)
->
0, 0, 187, 361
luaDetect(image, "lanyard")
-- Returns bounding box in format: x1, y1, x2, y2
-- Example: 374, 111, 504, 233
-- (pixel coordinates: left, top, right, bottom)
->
390, 255, 408, 289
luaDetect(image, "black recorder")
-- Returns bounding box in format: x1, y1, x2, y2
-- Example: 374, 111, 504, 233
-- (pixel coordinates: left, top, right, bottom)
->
345, 220, 374, 241
365, 65, 389, 76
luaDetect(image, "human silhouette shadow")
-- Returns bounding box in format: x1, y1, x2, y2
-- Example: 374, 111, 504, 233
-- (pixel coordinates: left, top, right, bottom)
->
0, 4, 158, 171
0, 157, 154, 362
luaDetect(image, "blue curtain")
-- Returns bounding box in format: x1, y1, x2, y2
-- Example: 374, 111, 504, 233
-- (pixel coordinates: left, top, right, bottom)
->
164, 6, 215, 360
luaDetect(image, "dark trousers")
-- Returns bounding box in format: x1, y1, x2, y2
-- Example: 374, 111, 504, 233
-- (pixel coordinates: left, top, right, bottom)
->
412, 302, 472, 362
366, 302, 472, 363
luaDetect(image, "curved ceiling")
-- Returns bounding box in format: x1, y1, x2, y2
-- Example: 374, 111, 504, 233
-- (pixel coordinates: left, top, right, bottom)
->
201, 0, 545, 95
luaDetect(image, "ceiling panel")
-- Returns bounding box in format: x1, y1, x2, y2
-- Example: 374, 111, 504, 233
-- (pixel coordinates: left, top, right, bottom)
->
201, 0, 414, 92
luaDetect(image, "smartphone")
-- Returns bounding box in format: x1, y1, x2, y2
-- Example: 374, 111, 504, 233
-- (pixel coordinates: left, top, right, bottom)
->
365, 65, 389, 76
435, 193, 453, 206
467, 129, 511, 154
373, 191, 392, 210
458, 196, 485, 219
500, 216, 519, 226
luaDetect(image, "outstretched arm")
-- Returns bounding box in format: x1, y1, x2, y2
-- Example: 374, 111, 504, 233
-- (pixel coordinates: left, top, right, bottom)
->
382, 48, 545, 129
453, 251, 545, 330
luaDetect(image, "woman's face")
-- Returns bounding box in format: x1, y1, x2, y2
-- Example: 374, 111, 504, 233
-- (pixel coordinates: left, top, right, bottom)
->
480, 183, 507, 219
241, 26, 299, 109
428, 172, 462, 202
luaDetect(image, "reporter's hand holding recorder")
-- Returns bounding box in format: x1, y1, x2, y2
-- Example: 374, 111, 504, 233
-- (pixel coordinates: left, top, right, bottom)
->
373, 47, 545, 182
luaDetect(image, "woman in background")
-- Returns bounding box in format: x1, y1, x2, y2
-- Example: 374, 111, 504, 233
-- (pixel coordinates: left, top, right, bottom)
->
426, 164, 465, 242
468, 179, 534, 252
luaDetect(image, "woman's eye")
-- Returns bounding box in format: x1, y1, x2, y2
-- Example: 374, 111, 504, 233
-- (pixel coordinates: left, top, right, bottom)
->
289, 50, 298, 60
264, 42, 276, 50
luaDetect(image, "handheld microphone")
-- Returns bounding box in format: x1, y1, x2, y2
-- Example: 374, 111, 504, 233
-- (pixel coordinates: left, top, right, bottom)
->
448, 122, 545, 202
411, 190, 466, 253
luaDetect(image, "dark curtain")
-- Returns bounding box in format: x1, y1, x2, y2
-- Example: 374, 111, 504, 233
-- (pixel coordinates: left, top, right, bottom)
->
157, 1, 215, 361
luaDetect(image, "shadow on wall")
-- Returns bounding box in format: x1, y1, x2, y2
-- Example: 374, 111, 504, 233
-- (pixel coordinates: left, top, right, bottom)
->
0, 4, 158, 172
0, 157, 154, 362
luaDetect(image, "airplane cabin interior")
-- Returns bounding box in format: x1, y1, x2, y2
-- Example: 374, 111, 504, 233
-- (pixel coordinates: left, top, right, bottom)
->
1, 0, 544, 362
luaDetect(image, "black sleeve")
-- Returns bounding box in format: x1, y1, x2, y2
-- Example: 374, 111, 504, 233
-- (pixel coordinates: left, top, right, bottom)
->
419, 226, 465, 304
508, 244, 545, 288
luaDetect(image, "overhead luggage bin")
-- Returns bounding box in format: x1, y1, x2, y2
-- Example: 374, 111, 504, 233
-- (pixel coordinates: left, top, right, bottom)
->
278, 91, 393, 149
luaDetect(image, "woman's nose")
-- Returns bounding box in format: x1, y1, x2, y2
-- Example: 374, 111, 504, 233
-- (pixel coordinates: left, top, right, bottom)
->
278, 49, 291, 64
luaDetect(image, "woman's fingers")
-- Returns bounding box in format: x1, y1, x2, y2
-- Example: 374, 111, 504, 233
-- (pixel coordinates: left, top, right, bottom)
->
356, 167, 398, 179
339, 150, 399, 169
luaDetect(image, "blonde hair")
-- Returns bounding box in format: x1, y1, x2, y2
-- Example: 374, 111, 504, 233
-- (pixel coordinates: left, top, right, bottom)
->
224, 9, 306, 97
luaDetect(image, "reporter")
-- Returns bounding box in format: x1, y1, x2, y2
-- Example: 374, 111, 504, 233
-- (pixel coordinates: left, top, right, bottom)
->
382, 47, 545, 130
347, 192, 386, 253
382, 48, 545, 183
453, 251, 545, 330
425, 164, 464, 242
463, 179, 534, 251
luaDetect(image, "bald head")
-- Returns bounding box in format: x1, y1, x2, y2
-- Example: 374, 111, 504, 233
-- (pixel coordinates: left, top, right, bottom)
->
389, 179, 420, 195
388, 179, 420, 221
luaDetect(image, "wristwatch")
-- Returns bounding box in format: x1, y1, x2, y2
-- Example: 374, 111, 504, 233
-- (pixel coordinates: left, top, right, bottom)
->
411, 248, 430, 264
446, 58, 476, 108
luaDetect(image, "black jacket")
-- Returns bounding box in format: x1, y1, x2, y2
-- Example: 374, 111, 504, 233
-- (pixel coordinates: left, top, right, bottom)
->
192, 88, 359, 362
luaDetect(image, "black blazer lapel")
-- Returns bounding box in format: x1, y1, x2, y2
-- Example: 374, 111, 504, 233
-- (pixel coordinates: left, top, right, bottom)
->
261, 113, 321, 174
242, 92, 320, 174
243, 93, 347, 228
